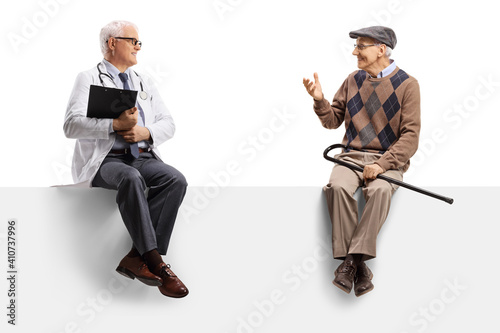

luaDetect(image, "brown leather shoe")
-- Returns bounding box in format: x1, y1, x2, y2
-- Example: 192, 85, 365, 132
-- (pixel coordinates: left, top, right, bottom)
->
354, 262, 374, 297
154, 263, 189, 298
333, 259, 357, 294
116, 255, 163, 287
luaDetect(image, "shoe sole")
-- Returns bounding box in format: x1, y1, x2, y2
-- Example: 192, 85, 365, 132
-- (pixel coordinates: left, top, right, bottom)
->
159, 289, 189, 298
116, 266, 162, 287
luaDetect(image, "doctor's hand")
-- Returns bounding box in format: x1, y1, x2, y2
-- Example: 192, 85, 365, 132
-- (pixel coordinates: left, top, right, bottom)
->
303, 72, 324, 101
117, 126, 151, 143
113, 107, 138, 131
363, 164, 384, 181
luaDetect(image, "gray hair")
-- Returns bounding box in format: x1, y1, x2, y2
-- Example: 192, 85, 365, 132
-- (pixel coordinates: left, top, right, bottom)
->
99, 20, 139, 56
373, 39, 392, 58
385, 46, 392, 58
374, 40, 392, 58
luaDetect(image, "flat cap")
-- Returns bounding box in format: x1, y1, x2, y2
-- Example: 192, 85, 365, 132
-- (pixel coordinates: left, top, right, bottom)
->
349, 26, 397, 49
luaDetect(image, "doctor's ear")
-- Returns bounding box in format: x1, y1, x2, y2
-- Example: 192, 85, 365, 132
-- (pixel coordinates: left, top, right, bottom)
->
107, 37, 116, 50
107, 38, 116, 57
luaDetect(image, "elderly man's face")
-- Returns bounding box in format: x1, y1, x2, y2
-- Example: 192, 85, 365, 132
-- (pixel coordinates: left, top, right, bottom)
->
352, 37, 383, 71
111, 25, 141, 70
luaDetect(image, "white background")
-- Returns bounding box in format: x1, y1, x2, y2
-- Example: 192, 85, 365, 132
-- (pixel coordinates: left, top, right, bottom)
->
1, 0, 499, 187
1, 1, 499, 332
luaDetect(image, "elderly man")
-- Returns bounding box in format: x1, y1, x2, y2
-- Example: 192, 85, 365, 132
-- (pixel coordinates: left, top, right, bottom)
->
64, 20, 188, 298
303, 26, 420, 296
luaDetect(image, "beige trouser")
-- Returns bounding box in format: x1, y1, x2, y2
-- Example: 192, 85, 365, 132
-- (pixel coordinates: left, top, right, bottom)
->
324, 151, 403, 261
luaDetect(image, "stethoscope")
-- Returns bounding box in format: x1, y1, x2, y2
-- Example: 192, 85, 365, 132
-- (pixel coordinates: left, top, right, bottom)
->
97, 62, 148, 100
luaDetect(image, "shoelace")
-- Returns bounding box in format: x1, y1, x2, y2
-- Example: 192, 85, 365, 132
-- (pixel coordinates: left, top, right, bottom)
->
339, 263, 356, 277
161, 264, 176, 277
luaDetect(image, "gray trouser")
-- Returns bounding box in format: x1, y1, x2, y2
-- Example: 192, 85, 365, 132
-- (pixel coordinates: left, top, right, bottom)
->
92, 152, 187, 255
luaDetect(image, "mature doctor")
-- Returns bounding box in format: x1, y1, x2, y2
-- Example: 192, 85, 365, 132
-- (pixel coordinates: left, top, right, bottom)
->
64, 20, 188, 298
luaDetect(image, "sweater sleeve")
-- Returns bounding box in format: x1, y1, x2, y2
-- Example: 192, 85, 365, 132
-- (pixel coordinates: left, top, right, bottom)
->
375, 79, 421, 172
312, 76, 349, 129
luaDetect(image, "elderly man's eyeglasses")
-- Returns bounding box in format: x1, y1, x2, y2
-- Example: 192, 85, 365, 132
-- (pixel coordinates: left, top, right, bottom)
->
353, 43, 378, 50
109, 37, 142, 47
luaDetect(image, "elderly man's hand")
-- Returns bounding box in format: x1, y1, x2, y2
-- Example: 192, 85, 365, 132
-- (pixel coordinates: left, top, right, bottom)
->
117, 126, 151, 143
363, 164, 384, 180
303, 72, 324, 101
113, 107, 138, 131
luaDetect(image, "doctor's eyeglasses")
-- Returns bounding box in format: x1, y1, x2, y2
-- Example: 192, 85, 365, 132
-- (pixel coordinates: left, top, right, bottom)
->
109, 37, 142, 47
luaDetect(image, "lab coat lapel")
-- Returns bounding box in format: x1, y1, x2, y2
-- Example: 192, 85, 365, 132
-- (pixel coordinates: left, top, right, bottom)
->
129, 69, 150, 125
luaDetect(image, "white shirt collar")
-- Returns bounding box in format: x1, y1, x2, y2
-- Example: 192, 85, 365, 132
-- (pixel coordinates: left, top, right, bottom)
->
376, 59, 396, 78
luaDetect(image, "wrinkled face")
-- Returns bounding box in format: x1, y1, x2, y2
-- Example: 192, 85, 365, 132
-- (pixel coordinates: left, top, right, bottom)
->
108, 25, 141, 69
352, 37, 383, 71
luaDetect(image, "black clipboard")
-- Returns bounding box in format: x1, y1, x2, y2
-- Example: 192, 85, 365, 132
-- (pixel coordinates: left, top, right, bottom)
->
86, 85, 138, 119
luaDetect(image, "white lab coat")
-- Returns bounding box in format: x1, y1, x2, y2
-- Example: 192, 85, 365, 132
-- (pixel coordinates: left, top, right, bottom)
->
63, 60, 175, 187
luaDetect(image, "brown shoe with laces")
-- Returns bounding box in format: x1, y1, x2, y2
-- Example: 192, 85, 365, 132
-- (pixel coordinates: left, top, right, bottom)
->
154, 263, 189, 298
354, 262, 374, 297
116, 255, 163, 287
333, 258, 357, 294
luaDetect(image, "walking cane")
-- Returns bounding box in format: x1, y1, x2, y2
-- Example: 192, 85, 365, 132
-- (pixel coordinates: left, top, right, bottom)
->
323, 144, 454, 205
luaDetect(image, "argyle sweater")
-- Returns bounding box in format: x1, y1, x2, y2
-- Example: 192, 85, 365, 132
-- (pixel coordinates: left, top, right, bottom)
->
314, 67, 420, 172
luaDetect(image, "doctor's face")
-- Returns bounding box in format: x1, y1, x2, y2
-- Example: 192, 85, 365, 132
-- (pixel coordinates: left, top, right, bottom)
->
109, 25, 141, 71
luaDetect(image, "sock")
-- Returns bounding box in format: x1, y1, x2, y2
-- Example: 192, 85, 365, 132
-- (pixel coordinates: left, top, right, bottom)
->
346, 254, 363, 265
354, 254, 363, 265
142, 249, 164, 273
126, 247, 141, 258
